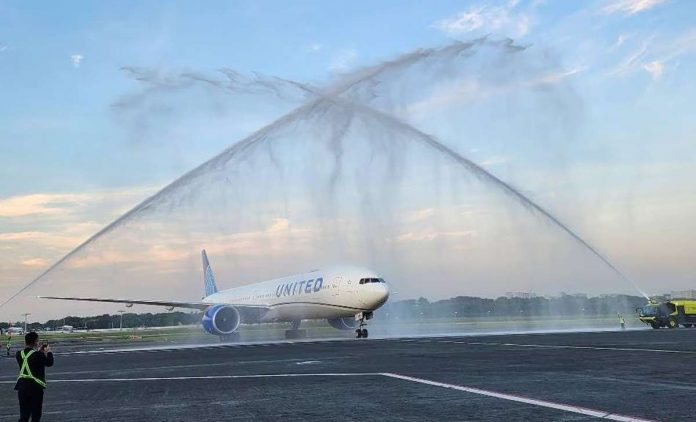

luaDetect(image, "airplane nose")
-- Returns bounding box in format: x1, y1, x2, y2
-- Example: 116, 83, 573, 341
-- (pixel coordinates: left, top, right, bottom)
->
374, 282, 390, 307
357, 278, 390, 308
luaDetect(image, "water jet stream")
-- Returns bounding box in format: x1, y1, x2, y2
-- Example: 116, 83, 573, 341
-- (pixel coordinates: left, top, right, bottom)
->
1, 40, 648, 309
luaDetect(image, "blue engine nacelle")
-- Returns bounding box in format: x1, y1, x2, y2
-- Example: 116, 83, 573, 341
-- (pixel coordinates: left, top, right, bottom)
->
202, 305, 241, 335
327, 317, 358, 330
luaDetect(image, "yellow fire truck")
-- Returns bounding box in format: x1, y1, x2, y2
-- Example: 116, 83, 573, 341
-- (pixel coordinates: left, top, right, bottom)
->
638, 299, 696, 329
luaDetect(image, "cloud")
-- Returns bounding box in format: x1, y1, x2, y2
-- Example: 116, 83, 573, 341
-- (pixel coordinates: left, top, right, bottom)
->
70, 54, 84, 68
602, 0, 666, 15
0, 43, 7, 52
0, 193, 91, 217
267, 217, 290, 232
433, 1, 531, 38
402, 80, 483, 118
642, 60, 664, 79
328, 48, 358, 73
304, 43, 323, 53
396, 229, 478, 243
0, 187, 156, 218
0, 224, 103, 250
609, 40, 650, 77
63, 217, 306, 269
21, 258, 50, 268
0, 232, 48, 241
530, 66, 587, 85
610, 29, 696, 80
667, 28, 696, 60
410, 208, 437, 222
613, 34, 631, 49
402, 65, 583, 119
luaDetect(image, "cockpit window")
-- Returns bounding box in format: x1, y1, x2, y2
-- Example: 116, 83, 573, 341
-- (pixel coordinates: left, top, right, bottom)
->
640, 305, 657, 316
359, 278, 385, 284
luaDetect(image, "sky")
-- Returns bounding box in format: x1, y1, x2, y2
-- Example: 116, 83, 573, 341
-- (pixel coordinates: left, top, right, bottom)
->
1, 0, 696, 320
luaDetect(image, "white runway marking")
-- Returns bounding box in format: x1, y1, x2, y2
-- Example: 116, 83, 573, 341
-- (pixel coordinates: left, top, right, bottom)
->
437, 340, 696, 354
0, 356, 352, 380
381, 373, 657, 422
295, 360, 321, 365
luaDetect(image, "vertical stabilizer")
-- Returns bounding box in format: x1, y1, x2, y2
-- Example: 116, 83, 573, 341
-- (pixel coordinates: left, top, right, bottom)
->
201, 249, 218, 297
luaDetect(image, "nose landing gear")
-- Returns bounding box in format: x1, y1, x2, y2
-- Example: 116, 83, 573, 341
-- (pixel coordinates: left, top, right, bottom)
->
285, 320, 307, 339
355, 312, 373, 339
356, 327, 368, 338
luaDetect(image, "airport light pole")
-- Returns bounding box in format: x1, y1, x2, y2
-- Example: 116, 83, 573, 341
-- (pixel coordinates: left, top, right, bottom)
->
118, 310, 125, 331
22, 313, 31, 333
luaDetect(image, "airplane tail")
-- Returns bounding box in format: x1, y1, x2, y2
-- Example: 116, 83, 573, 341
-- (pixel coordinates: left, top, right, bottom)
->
201, 249, 219, 297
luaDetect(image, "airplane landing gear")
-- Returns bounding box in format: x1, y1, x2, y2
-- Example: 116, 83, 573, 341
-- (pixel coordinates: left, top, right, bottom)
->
285, 320, 307, 339
355, 312, 372, 339
218, 332, 240, 343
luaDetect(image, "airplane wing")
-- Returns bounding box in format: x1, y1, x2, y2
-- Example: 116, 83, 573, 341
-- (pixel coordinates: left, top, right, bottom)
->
38, 296, 268, 312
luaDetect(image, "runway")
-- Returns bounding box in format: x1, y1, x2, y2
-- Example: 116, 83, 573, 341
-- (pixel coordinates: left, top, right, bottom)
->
1, 328, 695, 421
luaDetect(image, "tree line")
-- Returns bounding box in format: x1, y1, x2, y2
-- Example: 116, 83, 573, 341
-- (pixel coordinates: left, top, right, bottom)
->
1, 311, 202, 331
381, 294, 646, 320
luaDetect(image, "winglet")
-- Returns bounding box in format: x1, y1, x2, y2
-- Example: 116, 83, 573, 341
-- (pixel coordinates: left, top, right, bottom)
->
202, 249, 218, 297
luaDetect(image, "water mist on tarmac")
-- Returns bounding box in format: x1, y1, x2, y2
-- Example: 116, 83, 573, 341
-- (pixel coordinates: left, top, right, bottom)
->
1, 39, 647, 337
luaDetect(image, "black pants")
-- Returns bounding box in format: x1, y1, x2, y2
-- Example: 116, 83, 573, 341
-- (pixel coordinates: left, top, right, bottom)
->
17, 387, 43, 422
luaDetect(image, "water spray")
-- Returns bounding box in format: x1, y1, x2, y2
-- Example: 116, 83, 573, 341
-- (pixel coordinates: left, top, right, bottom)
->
0, 39, 649, 310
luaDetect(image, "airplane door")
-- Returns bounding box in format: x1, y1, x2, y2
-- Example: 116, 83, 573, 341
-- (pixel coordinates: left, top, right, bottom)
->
343, 277, 356, 295
332, 276, 341, 296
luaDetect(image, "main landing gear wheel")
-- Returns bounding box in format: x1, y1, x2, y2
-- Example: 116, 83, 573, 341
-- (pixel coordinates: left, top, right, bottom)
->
285, 320, 307, 339
285, 329, 307, 339
218, 332, 240, 343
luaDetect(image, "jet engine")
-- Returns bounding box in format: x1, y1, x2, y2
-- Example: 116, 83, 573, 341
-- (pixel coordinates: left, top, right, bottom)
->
202, 305, 241, 335
327, 317, 358, 330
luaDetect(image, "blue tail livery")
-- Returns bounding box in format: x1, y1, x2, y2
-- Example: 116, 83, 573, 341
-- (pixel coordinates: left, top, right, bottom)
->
202, 249, 218, 297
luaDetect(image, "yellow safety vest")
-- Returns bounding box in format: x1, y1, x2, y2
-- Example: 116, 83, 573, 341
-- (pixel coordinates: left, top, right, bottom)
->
17, 350, 47, 388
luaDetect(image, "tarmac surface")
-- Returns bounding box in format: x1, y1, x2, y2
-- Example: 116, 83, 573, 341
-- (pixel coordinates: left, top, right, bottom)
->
1, 328, 695, 421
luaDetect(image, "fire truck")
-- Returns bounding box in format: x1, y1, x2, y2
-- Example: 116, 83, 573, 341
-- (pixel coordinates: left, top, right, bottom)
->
638, 299, 696, 329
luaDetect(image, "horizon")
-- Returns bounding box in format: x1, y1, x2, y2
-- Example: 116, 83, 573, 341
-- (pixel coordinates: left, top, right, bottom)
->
3, 290, 664, 326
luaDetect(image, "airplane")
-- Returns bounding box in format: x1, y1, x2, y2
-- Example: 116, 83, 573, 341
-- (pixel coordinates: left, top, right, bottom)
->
40, 250, 390, 340
5, 326, 24, 335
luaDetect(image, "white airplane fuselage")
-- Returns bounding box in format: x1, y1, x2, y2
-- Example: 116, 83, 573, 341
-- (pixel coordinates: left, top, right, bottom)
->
40, 253, 390, 338
203, 265, 390, 323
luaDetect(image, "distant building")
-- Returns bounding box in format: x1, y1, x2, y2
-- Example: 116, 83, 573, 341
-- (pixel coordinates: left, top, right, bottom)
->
669, 290, 696, 299
505, 292, 537, 299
